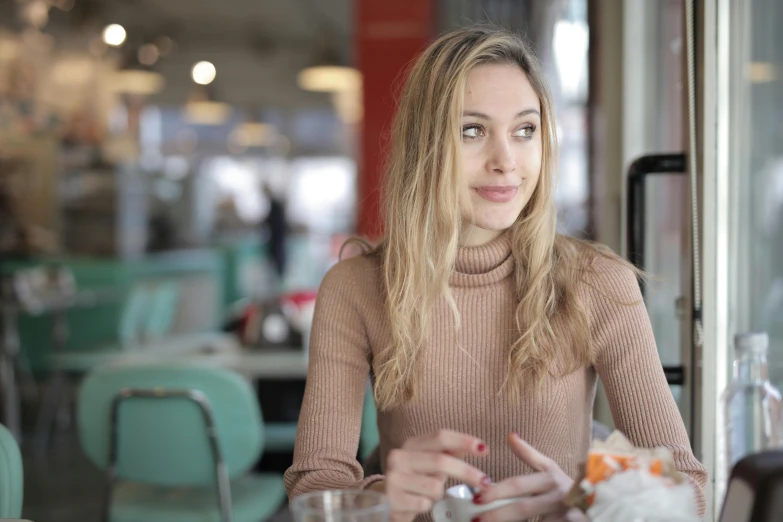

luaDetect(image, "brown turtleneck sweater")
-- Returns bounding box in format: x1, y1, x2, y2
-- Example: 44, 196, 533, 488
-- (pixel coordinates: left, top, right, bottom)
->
284, 234, 707, 514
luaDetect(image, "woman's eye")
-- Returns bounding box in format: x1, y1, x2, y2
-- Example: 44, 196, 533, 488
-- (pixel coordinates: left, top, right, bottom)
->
513, 125, 536, 139
462, 125, 485, 139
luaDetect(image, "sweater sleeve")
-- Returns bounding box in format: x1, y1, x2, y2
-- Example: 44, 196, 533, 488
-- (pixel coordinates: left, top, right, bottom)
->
586, 255, 708, 515
284, 259, 384, 499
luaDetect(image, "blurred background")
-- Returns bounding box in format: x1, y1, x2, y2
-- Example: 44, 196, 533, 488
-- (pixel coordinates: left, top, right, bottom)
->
0, 0, 780, 520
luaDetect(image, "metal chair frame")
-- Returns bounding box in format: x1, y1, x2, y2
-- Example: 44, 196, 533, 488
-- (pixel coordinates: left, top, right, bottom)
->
104, 388, 232, 522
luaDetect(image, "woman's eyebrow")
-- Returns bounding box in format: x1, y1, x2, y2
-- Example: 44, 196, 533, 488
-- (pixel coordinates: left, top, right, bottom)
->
462, 108, 541, 120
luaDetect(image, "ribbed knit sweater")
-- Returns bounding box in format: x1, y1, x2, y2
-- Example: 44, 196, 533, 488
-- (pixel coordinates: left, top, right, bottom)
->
284, 233, 707, 514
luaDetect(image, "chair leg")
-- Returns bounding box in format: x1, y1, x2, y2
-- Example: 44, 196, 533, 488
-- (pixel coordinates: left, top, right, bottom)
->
103, 467, 116, 522
1, 306, 22, 442
216, 462, 233, 522
0, 347, 21, 442
33, 370, 67, 452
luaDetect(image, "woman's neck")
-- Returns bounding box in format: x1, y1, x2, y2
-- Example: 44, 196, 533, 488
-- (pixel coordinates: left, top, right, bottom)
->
458, 226, 506, 247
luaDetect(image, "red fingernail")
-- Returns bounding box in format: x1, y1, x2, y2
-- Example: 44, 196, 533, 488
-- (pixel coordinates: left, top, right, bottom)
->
472, 493, 483, 504
471, 518, 480, 522
477, 443, 487, 453
481, 476, 492, 487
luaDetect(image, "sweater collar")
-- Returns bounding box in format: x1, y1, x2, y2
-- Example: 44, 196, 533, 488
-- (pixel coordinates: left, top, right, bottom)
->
451, 231, 515, 287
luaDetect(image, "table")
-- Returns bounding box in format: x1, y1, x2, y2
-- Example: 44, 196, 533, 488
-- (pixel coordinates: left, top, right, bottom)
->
185, 350, 310, 379
113, 348, 310, 380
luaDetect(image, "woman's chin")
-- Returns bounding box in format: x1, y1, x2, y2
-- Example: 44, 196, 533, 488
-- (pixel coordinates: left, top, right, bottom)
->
472, 214, 519, 233
460, 220, 516, 246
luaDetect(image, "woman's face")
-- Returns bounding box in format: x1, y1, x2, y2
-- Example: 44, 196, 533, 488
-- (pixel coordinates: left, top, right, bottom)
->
459, 63, 542, 246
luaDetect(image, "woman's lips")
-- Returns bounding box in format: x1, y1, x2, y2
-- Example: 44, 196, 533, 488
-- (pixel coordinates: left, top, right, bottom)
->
473, 185, 519, 203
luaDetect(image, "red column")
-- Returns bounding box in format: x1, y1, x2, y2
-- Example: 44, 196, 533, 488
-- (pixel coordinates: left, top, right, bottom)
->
355, 1, 436, 240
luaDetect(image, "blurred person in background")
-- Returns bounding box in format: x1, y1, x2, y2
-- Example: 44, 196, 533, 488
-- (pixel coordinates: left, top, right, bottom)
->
261, 181, 288, 281
285, 26, 706, 522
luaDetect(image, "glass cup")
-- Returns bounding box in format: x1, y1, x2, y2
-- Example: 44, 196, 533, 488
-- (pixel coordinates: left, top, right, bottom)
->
290, 490, 390, 522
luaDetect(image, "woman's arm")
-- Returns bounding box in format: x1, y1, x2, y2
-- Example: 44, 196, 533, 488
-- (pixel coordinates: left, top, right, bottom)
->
284, 259, 384, 498
586, 256, 708, 514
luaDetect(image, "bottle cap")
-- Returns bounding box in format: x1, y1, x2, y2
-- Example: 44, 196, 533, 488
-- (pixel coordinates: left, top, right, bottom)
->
734, 331, 769, 354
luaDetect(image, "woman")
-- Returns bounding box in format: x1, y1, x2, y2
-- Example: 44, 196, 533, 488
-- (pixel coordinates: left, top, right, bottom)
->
284, 26, 707, 522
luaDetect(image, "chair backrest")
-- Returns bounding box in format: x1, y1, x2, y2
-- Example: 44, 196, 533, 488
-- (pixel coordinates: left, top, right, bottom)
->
0, 423, 23, 518
143, 280, 181, 341
117, 284, 151, 348
77, 362, 263, 487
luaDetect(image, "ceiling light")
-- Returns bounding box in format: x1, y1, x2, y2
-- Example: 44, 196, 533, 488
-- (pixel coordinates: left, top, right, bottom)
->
331, 89, 363, 124
229, 122, 277, 150
138, 43, 160, 66
298, 30, 361, 93
298, 65, 361, 92
192, 61, 216, 85
102, 24, 126, 47
114, 70, 165, 95
184, 85, 231, 125
113, 48, 165, 95
54, 0, 75, 12
185, 101, 231, 126
156, 36, 175, 56
51, 57, 94, 86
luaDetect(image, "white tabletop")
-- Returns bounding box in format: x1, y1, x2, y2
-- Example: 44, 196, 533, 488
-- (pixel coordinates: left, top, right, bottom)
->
100, 331, 311, 380
112, 347, 310, 380
178, 350, 310, 379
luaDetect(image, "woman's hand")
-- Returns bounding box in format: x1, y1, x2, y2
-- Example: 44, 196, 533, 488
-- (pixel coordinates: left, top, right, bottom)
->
383, 429, 490, 522
473, 433, 587, 522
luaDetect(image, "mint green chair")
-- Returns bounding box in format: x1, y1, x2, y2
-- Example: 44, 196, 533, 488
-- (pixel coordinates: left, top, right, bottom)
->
142, 281, 180, 342
49, 283, 152, 373
0, 423, 23, 518
78, 363, 286, 522
117, 283, 153, 348
50, 279, 182, 372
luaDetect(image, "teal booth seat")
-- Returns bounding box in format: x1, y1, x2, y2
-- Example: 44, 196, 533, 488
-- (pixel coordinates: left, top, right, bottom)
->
359, 385, 379, 462
50, 279, 184, 373
0, 423, 23, 518
3, 248, 225, 376
78, 363, 286, 522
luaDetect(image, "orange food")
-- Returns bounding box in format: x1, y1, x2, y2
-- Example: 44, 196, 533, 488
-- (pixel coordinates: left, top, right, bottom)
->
585, 451, 664, 483
582, 450, 666, 506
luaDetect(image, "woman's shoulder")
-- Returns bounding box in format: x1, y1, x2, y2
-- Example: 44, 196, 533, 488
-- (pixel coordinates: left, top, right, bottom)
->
320, 249, 383, 300
556, 235, 641, 302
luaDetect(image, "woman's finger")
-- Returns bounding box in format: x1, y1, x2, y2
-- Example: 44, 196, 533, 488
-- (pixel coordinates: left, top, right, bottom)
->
404, 429, 488, 457
507, 433, 556, 473
389, 472, 445, 501
389, 449, 488, 488
475, 490, 563, 522
476, 472, 556, 504
385, 489, 435, 516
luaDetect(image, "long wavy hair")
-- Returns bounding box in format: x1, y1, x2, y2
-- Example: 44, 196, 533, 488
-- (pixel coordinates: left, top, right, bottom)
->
367, 26, 607, 410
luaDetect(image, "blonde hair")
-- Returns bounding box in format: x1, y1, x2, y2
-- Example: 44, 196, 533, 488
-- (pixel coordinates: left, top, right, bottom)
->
367, 26, 613, 410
